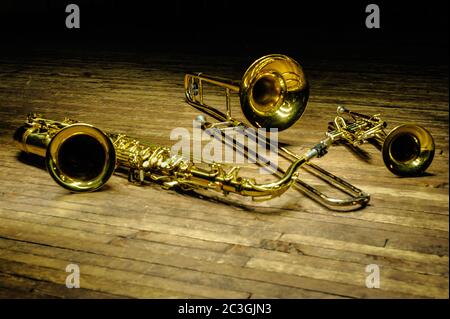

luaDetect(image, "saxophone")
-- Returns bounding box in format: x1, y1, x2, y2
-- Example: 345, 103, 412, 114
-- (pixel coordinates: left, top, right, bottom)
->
13, 114, 336, 201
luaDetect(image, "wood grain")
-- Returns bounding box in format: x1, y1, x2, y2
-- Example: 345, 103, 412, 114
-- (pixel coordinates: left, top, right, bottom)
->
0, 49, 448, 298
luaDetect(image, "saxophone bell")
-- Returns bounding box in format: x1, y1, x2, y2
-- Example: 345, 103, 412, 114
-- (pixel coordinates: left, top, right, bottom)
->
45, 124, 117, 192
13, 117, 116, 193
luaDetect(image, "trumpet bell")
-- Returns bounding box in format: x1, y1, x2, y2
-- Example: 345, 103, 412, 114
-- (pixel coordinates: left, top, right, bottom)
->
240, 54, 309, 131
382, 124, 435, 177
45, 124, 116, 192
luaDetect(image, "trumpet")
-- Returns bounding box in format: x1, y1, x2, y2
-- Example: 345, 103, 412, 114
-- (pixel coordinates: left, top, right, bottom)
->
184, 54, 370, 210
328, 106, 435, 176
14, 113, 352, 201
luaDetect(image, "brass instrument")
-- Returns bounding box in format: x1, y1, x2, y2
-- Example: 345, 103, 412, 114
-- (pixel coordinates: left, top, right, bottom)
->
184, 54, 370, 210
14, 114, 351, 201
13, 116, 116, 192
328, 106, 435, 176
185, 54, 309, 131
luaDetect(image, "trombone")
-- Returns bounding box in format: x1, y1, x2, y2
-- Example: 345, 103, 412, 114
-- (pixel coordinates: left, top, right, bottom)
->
184, 54, 370, 210
185, 54, 309, 131
328, 106, 435, 176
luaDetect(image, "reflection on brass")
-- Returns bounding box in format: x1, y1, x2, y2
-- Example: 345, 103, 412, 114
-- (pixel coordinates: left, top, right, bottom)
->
184, 54, 309, 131
329, 106, 435, 176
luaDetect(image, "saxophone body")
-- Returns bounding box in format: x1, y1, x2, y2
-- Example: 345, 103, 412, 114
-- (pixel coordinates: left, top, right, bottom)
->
14, 114, 316, 200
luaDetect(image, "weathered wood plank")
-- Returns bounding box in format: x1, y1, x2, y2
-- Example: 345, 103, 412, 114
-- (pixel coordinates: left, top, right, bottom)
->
0, 272, 125, 299
0, 51, 447, 299
0, 224, 442, 298
0, 239, 343, 299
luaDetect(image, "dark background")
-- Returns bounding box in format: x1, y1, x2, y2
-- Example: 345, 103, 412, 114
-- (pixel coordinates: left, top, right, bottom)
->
0, 0, 448, 61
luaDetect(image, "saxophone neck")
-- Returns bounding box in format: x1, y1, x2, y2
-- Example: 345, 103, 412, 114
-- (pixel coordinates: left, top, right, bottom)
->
182, 137, 331, 201
247, 137, 333, 198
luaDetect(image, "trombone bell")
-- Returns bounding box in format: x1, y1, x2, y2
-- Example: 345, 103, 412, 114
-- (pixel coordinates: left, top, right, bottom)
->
185, 54, 309, 131
240, 54, 309, 130
382, 124, 435, 177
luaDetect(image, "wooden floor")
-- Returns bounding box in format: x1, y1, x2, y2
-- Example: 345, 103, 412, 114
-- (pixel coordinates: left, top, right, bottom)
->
0, 49, 448, 298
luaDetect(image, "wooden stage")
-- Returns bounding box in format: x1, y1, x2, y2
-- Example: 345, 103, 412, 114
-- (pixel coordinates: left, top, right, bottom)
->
0, 49, 448, 298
